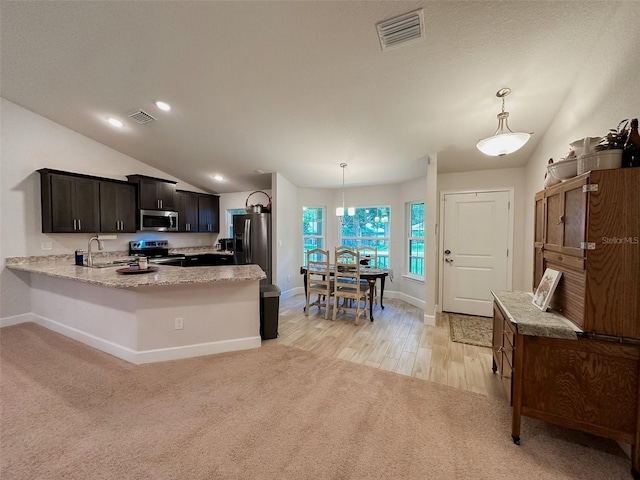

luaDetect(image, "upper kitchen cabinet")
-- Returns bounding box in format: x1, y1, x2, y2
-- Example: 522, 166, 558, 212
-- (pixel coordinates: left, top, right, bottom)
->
126, 174, 176, 210
39, 169, 100, 233
198, 194, 220, 233
176, 190, 199, 232
99, 181, 136, 233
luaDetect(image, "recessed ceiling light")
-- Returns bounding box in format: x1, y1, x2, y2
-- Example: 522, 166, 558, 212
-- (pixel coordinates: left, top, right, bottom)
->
213, 175, 224, 181
108, 117, 123, 128
155, 101, 171, 111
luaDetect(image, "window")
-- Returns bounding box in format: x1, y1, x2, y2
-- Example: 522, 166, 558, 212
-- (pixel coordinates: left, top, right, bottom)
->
407, 201, 425, 278
227, 208, 246, 238
303, 206, 326, 265
339, 206, 390, 268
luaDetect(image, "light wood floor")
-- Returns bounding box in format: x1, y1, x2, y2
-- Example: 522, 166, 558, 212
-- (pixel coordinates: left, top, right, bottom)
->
273, 294, 507, 401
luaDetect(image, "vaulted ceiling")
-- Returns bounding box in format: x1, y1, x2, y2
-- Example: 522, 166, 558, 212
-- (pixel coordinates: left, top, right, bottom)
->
0, 1, 623, 193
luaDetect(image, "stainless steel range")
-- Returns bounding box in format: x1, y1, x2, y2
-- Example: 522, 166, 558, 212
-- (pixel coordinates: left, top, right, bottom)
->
129, 240, 236, 267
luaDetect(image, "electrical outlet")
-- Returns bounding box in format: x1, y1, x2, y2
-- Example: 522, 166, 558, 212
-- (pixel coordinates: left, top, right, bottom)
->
41, 242, 53, 250
174, 317, 184, 330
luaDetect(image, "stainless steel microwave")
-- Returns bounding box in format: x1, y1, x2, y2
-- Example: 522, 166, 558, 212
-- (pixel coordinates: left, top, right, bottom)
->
139, 209, 178, 232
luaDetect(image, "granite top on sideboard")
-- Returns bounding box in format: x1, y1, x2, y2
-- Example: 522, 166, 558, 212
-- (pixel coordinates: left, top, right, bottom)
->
5, 254, 265, 289
492, 290, 578, 340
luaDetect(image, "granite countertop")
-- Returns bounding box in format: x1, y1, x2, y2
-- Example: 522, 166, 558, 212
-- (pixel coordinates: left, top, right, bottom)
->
492, 290, 578, 340
5, 253, 265, 289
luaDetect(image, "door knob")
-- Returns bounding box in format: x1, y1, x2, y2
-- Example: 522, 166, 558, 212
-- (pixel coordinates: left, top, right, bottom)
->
444, 249, 451, 255
445, 258, 454, 264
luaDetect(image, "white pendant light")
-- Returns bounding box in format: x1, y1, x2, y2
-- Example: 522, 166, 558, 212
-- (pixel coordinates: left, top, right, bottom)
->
336, 163, 355, 224
476, 88, 532, 156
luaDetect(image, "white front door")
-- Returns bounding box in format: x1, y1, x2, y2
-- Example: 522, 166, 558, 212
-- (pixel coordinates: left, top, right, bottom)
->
442, 191, 511, 317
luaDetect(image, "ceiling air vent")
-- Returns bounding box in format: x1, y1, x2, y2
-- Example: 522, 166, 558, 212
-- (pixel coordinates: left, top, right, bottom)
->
128, 109, 156, 124
376, 9, 424, 51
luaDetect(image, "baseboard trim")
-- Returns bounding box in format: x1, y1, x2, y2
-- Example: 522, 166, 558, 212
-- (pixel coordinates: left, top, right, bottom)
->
0, 312, 35, 328
382, 291, 425, 310
135, 337, 262, 365
424, 313, 436, 326
29, 314, 261, 365
280, 286, 304, 300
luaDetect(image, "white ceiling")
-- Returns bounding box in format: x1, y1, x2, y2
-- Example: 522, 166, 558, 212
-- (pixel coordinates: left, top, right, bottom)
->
0, 1, 623, 193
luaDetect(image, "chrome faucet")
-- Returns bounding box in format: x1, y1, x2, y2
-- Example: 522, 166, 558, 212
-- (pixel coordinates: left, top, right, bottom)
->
86, 234, 117, 267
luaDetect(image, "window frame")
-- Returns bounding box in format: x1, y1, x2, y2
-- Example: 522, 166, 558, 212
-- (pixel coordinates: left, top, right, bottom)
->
406, 201, 425, 281
226, 208, 247, 238
302, 206, 327, 266
338, 205, 391, 269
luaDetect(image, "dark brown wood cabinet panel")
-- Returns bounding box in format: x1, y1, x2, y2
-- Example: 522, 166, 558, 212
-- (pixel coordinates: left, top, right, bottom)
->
198, 194, 220, 233
99, 181, 136, 233
40, 171, 100, 233
126, 174, 176, 210
176, 190, 199, 232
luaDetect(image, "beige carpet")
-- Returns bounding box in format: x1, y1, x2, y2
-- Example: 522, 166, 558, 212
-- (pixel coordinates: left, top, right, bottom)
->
0, 323, 632, 480
449, 313, 493, 348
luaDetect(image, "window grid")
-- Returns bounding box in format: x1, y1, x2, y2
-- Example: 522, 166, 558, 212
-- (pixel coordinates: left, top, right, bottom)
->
407, 201, 425, 277
303, 206, 326, 265
339, 206, 390, 268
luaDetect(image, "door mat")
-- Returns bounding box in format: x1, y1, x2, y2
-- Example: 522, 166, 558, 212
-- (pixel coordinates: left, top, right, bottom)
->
448, 314, 493, 348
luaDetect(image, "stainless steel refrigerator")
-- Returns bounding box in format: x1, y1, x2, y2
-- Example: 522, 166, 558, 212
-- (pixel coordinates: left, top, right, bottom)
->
233, 212, 272, 284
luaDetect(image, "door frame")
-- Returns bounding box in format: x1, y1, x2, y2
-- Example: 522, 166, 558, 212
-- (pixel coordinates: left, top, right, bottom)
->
437, 188, 515, 314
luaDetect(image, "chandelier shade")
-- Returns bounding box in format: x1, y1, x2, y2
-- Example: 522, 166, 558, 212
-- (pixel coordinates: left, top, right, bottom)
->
336, 163, 355, 224
477, 88, 531, 157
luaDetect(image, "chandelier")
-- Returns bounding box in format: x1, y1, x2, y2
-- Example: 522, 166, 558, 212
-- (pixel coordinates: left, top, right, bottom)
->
336, 163, 355, 224
476, 88, 532, 156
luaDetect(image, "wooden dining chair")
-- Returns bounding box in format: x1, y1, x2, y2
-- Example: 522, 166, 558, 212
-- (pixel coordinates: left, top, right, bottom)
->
332, 247, 369, 325
357, 245, 378, 304
305, 248, 333, 319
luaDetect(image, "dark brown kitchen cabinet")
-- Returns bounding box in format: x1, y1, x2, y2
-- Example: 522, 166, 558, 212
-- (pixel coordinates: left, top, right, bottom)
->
176, 190, 199, 232
198, 194, 220, 233
39, 170, 100, 233
99, 181, 136, 233
126, 174, 176, 210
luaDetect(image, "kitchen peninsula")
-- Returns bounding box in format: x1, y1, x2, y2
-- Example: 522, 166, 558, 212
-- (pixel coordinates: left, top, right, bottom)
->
6, 255, 265, 364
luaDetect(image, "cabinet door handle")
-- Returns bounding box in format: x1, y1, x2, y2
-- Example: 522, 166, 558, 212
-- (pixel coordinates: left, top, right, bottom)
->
78, 219, 81, 230
160, 199, 163, 209
73, 219, 77, 230
557, 215, 564, 225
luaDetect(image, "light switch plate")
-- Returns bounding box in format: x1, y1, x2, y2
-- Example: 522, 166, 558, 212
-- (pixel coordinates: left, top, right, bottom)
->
41, 242, 53, 250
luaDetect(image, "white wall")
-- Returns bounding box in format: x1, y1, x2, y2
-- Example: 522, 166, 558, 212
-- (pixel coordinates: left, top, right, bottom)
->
523, 1, 640, 287
218, 189, 273, 239
0, 99, 216, 318
273, 173, 298, 294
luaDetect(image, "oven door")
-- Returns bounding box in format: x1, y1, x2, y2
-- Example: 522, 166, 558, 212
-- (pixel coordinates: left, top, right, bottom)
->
139, 209, 178, 232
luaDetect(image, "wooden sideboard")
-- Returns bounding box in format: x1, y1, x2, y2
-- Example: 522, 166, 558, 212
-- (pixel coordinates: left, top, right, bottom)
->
492, 293, 640, 478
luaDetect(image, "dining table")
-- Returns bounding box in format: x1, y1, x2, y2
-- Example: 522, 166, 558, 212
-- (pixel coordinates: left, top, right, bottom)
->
299, 265, 391, 321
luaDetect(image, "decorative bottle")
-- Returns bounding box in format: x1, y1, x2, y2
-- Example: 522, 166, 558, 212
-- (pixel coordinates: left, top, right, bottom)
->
622, 118, 640, 168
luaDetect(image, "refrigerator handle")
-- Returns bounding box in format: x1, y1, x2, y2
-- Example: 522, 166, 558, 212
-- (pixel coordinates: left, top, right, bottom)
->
244, 218, 251, 263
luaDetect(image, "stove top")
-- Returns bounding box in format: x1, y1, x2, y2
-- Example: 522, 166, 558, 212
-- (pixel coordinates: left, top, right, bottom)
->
129, 240, 236, 267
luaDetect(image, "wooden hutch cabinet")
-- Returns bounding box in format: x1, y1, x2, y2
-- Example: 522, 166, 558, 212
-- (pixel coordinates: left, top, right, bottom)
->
533, 168, 640, 340
493, 167, 640, 477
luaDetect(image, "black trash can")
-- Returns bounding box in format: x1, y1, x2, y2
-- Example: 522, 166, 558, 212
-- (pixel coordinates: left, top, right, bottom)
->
260, 284, 281, 340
